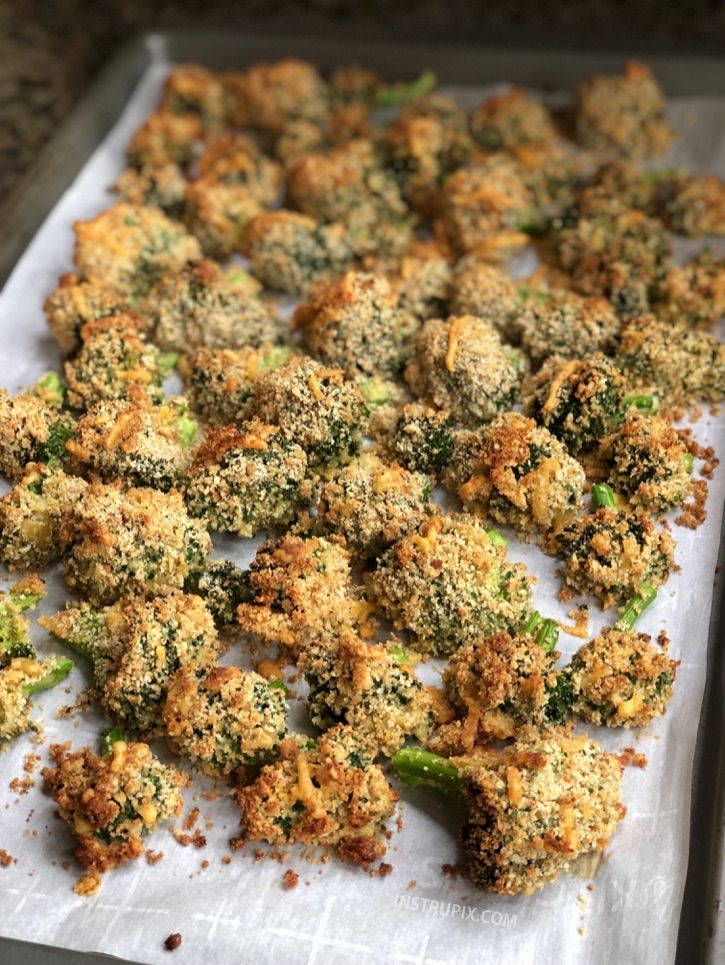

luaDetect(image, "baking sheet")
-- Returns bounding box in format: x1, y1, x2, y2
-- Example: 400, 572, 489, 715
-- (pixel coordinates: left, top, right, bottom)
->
0, 54, 724, 965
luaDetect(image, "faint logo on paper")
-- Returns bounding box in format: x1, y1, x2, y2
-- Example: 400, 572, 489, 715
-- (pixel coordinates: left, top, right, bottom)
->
394, 892, 518, 928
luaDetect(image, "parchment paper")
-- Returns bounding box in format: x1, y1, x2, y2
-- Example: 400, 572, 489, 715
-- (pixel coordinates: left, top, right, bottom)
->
0, 57, 724, 965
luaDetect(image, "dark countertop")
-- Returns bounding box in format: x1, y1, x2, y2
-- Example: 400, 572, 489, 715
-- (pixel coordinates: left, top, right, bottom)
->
2, 0, 724, 205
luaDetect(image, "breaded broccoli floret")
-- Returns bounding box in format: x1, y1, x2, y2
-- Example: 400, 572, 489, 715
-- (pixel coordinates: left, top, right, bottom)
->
655, 255, 725, 330
43, 740, 186, 873
195, 559, 250, 628
575, 60, 673, 159
450, 258, 532, 342
384, 401, 455, 476
657, 174, 725, 237
439, 155, 534, 258
315, 449, 433, 558
245, 211, 354, 295
452, 412, 585, 533
222, 58, 330, 135
0, 389, 76, 479
235, 726, 397, 868
127, 110, 203, 169
159, 64, 226, 129
237, 533, 376, 653
61, 482, 211, 604
369, 514, 532, 655
300, 629, 433, 757
522, 353, 627, 453
293, 271, 418, 380
41, 592, 222, 735
183, 175, 261, 260
617, 315, 725, 404
599, 413, 692, 511
184, 422, 312, 537
0, 464, 87, 570
1, 654, 73, 746
180, 344, 292, 425
197, 133, 282, 202
405, 316, 524, 428
470, 88, 556, 150
460, 734, 625, 894
73, 202, 201, 301
145, 259, 283, 353
387, 243, 452, 322
517, 291, 620, 368
68, 393, 197, 491
250, 356, 366, 471
555, 190, 670, 316
112, 163, 187, 220
286, 140, 412, 262
435, 629, 561, 747
546, 506, 675, 608
43, 273, 131, 354
163, 663, 287, 776
64, 317, 172, 410
570, 628, 678, 727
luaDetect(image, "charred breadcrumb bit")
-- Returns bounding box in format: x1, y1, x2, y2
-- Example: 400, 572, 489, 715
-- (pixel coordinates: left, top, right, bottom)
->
127, 111, 203, 169
570, 628, 678, 727
554, 189, 670, 317
599, 413, 692, 511
657, 174, 725, 236
0, 464, 87, 571
68, 393, 196, 491
405, 316, 524, 428
180, 344, 293, 426
43, 273, 131, 354
286, 140, 412, 262
655, 255, 725, 330
546, 506, 675, 608
64, 316, 170, 410
575, 61, 673, 159
452, 412, 585, 533
222, 59, 330, 136
470, 88, 556, 150
384, 402, 455, 477
112, 164, 187, 220
522, 353, 627, 453
73, 203, 202, 301
41, 592, 222, 735
450, 257, 532, 342
237, 532, 376, 653
164, 933, 182, 951
245, 211, 355, 295
517, 291, 620, 369
250, 356, 366, 471
315, 449, 433, 558
439, 155, 534, 259
369, 514, 532, 656
184, 421, 312, 537
0, 389, 76, 479
460, 734, 625, 894
293, 271, 418, 380
60, 482, 211, 604
300, 628, 434, 756
385, 114, 471, 216
282, 868, 300, 889
160, 64, 226, 130
617, 315, 725, 404
43, 740, 186, 873
145, 259, 283, 353
163, 663, 287, 776
235, 726, 397, 867
434, 631, 562, 749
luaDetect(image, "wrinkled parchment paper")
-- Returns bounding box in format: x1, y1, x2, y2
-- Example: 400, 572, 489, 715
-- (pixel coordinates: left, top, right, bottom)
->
0, 58, 724, 965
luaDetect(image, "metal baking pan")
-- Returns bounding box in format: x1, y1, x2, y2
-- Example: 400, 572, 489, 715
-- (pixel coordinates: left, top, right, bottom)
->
0, 30, 722, 965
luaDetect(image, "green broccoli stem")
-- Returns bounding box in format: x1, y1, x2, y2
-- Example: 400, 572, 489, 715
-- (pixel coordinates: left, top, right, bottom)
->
101, 727, 126, 756
158, 352, 179, 375
516, 211, 551, 235
22, 656, 73, 696
615, 583, 657, 631
516, 285, 552, 304
521, 611, 543, 635
624, 393, 659, 415
32, 371, 66, 407
176, 412, 198, 447
392, 747, 462, 795
486, 528, 507, 547
390, 643, 411, 664
591, 483, 617, 510
521, 612, 559, 652
683, 452, 695, 474
49, 631, 97, 663
376, 69, 437, 106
